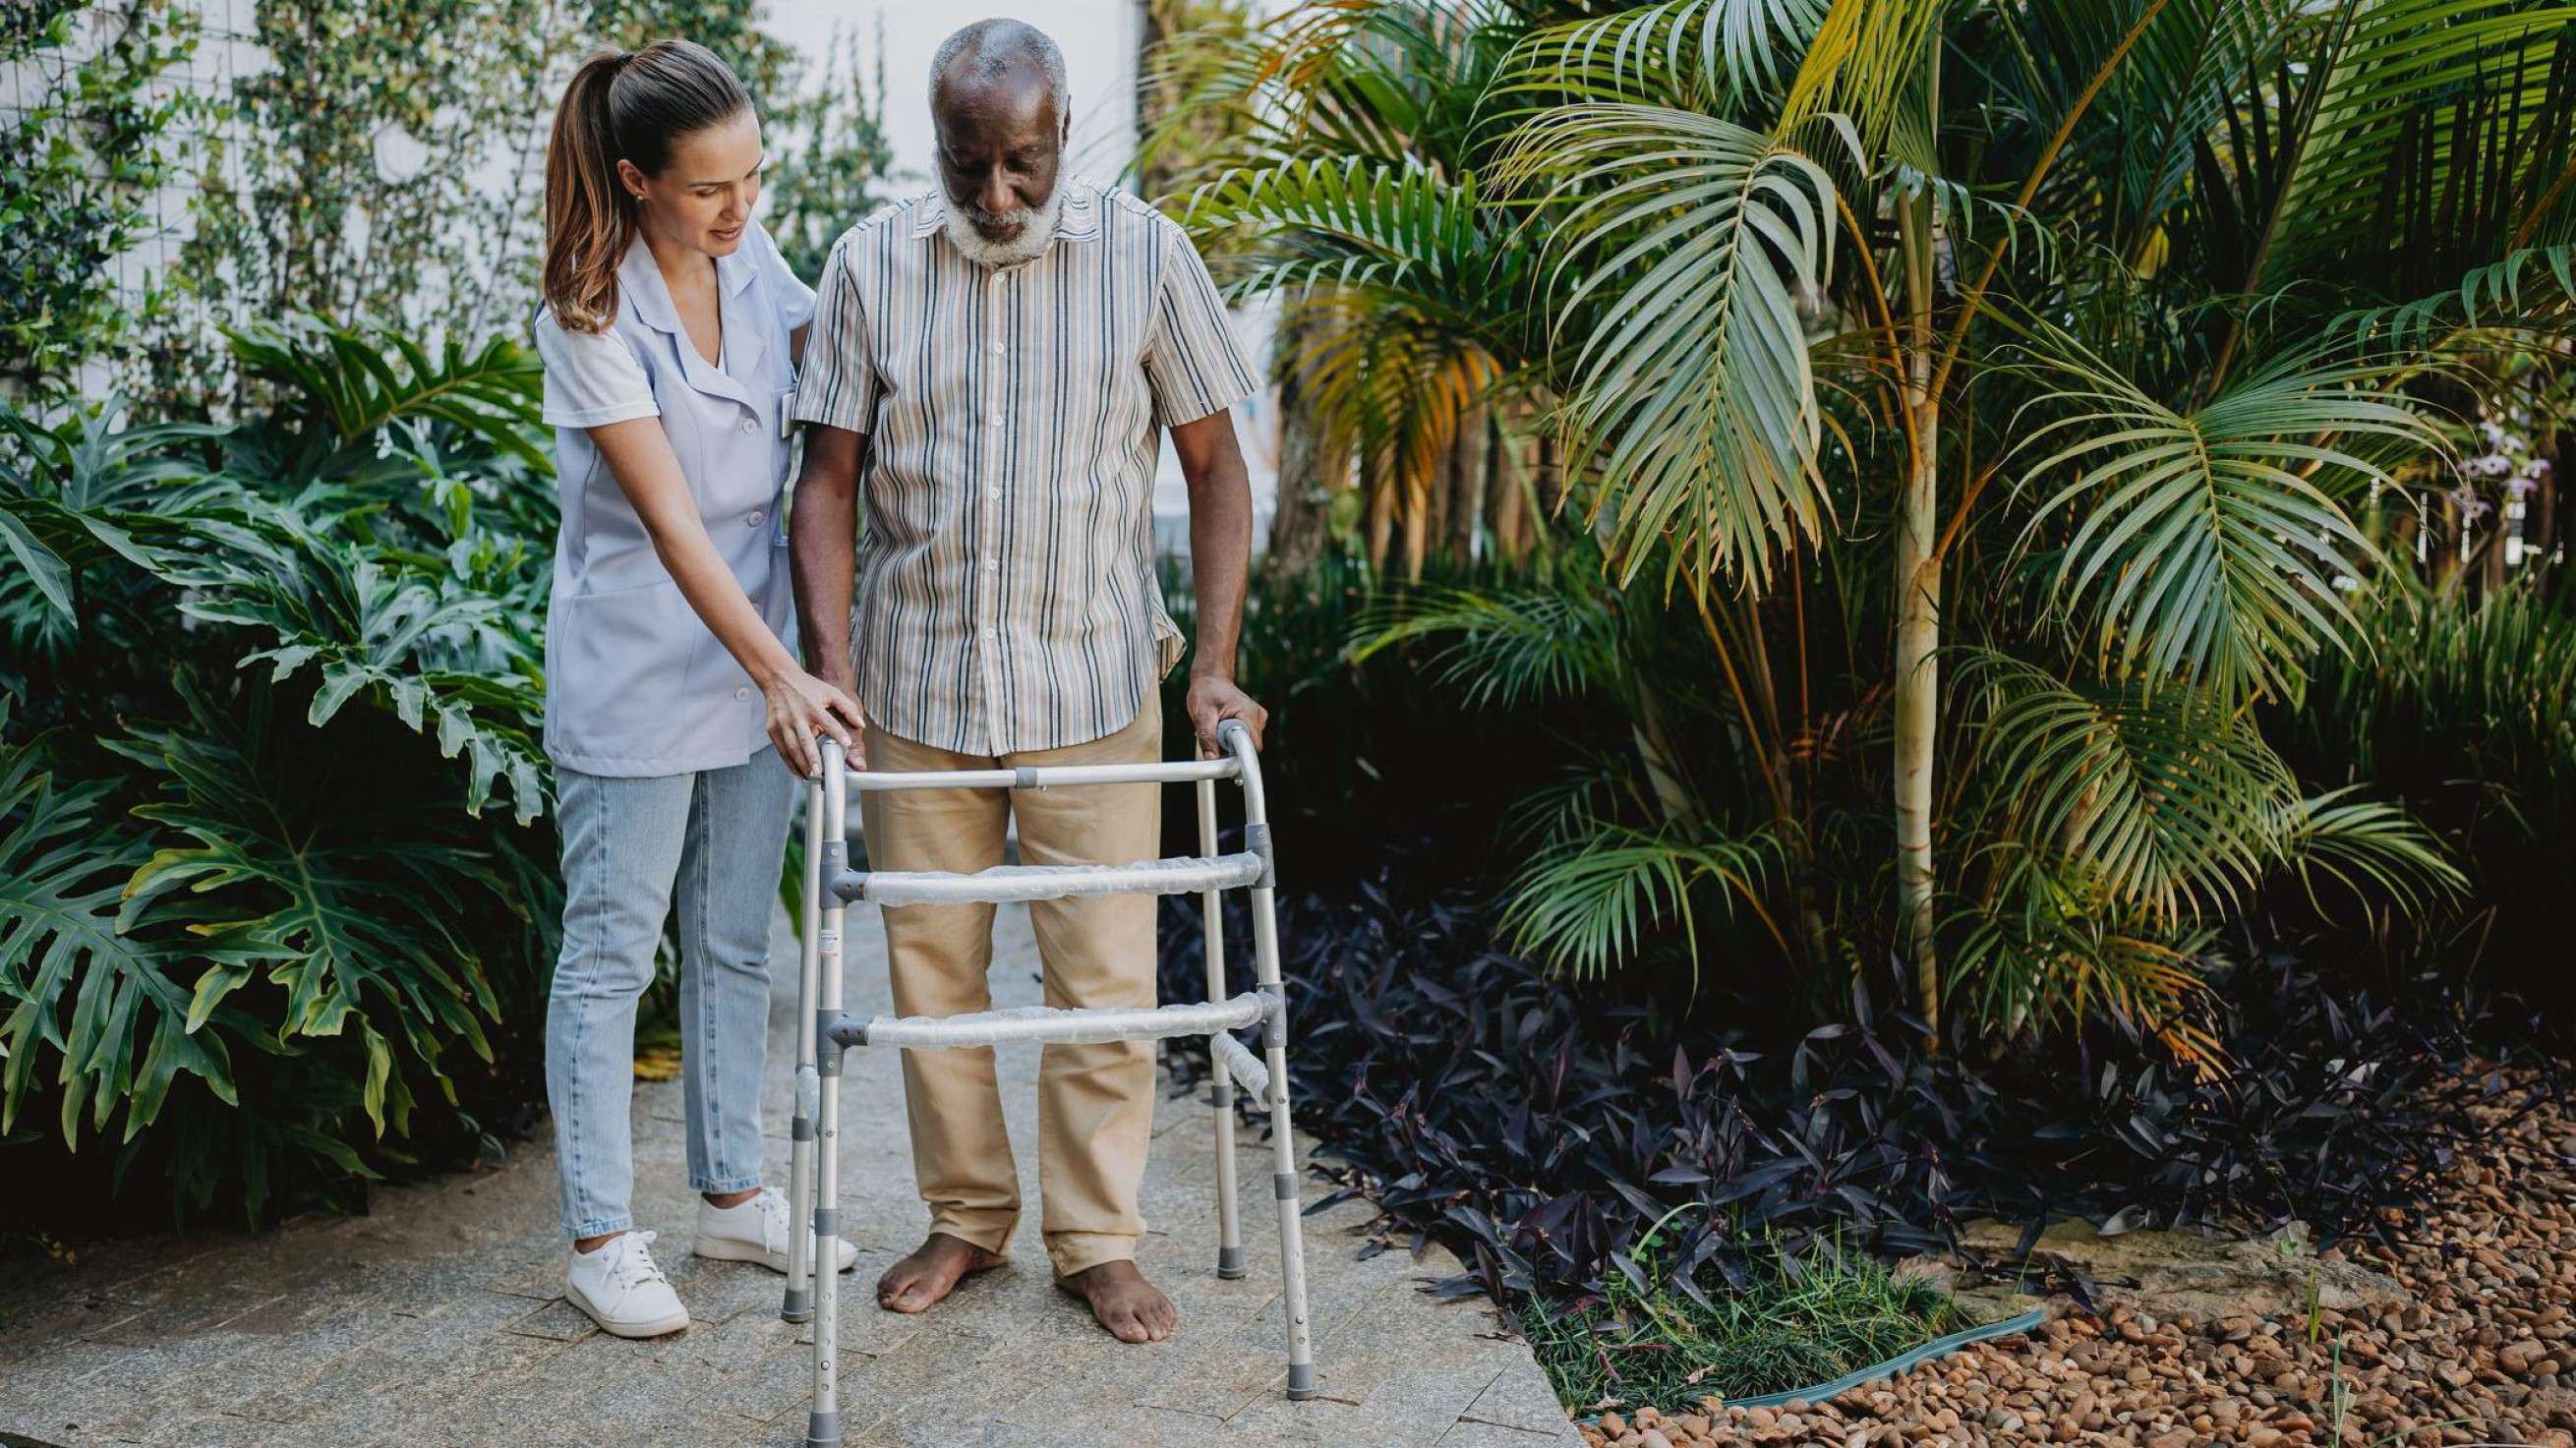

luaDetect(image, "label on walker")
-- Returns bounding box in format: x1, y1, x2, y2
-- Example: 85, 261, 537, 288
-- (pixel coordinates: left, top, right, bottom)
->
818, 928, 840, 956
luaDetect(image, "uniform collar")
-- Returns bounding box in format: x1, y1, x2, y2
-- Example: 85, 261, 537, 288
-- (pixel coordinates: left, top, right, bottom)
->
911, 176, 1104, 249
615, 229, 763, 406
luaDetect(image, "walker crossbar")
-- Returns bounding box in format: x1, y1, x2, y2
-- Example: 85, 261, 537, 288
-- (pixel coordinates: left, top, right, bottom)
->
826, 989, 1270, 1051
838, 757, 1241, 791
783, 718, 1317, 1448
833, 850, 1264, 906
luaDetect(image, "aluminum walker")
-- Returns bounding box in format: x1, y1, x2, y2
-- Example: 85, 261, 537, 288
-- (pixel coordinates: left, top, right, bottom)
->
777, 719, 1315, 1446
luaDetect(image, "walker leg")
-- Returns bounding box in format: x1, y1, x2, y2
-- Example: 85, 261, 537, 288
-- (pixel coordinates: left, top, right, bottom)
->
1236, 766, 1315, 1400
807, 738, 849, 1447
1199, 780, 1244, 1280
784, 772, 824, 1323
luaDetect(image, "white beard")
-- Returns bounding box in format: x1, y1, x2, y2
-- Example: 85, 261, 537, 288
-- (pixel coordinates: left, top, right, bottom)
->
942, 185, 1067, 269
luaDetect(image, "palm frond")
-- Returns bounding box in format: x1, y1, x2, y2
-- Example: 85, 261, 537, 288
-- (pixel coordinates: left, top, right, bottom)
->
2331, 243, 2576, 350
1959, 650, 2296, 924
2272, 785, 2465, 919
2006, 325, 2448, 694
1496, 0, 1832, 116
1498, 817, 1786, 979
1348, 577, 1625, 706
2273, 2, 2576, 285
1178, 154, 1507, 304
1948, 846, 2225, 1068
1493, 105, 1838, 591
1778, 0, 1945, 154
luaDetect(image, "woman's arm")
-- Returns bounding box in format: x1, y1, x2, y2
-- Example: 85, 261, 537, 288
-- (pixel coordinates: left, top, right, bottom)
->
585, 416, 862, 774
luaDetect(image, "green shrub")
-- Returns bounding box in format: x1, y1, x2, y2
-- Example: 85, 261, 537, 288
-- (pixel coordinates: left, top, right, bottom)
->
0, 319, 561, 1228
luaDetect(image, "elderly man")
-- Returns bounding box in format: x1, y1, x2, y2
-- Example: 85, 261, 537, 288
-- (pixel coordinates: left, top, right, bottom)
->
785, 19, 1267, 1345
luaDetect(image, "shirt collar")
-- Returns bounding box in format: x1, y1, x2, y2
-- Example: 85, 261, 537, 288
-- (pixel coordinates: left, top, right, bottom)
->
613, 229, 762, 404
616, 229, 755, 334
910, 176, 1103, 248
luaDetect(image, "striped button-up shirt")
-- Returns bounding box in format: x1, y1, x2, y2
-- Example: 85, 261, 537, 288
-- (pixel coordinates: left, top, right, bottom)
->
790, 175, 1260, 756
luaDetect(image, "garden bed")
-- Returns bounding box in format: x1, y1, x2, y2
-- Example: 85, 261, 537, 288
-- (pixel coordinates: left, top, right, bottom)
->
1160, 862, 2564, 1438
1582, 1076, 2576, 1447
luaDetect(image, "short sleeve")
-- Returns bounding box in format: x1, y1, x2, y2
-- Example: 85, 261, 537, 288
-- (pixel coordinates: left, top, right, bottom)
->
533, 310, 661, 429
747, 218, 816, 332
790, 237, 883, 434
1142, 223, 1259, 429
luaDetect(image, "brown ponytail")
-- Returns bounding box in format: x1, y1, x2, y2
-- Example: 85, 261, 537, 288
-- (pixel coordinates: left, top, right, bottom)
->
542, 40, 751, 333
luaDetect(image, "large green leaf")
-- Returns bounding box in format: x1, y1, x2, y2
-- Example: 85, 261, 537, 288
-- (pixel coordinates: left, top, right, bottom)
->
0, 712, 288, 1144
102, 675, 508, 1095
153, 493, 548, 824
224, 316, 545, 466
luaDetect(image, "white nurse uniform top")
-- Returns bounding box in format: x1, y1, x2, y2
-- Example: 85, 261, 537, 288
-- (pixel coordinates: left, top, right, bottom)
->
532, 218, 816, 778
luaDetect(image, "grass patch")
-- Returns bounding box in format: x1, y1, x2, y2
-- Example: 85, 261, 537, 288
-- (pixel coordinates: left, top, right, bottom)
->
1518, 1229, 1981, 1413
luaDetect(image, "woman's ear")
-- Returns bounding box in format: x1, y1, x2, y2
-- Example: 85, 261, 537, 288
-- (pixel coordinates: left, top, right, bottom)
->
615, 156, 648, 202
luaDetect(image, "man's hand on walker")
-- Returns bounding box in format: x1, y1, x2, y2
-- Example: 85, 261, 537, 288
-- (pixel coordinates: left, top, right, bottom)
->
762, 669, 866, 778
1185, 671, 1267, 759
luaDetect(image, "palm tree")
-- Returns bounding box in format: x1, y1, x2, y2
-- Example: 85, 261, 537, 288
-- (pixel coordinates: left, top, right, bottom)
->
1160, 0, 2566, 1052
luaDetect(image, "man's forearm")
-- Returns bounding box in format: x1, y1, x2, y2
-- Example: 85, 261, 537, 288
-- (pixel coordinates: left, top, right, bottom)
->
1176, 420, 1254, 680
789, 429, 864, 691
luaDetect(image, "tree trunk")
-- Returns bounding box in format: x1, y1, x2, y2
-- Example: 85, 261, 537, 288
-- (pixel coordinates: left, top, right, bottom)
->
1411, 462, 1439, 581
1893, 189, 1943, 1048
1447, 403, 1488, 565
1489, 406, 1528, 564
1366, 457, 1395, 574
1261, 343, 1333, 588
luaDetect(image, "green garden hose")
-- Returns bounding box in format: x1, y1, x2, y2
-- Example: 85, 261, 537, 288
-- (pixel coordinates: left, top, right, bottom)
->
1574, 1307, 2051, 1425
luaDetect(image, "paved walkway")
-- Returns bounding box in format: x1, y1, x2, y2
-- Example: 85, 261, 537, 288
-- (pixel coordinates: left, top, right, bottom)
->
0, 895, 1576, 1448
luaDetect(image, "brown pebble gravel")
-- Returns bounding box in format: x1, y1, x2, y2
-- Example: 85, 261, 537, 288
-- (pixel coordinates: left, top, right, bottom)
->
1576, 1073, 2576, 1448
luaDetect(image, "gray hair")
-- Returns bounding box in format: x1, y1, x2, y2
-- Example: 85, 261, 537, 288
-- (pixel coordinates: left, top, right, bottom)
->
929, 20, 1068, 116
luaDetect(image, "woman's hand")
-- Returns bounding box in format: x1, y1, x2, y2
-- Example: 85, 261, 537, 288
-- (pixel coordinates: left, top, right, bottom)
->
762, 669, 866, 779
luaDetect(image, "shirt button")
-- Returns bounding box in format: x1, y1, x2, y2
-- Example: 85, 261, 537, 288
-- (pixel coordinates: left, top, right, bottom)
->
738, 417, 757, 434
981, 626, 998, 640
980, 560, 999, 573
986, 487, 1001, 499
733, 686, 751, 701
745, 510, 764, 528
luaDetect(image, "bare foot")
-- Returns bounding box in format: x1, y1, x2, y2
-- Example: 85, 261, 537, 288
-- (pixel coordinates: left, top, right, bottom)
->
1057, 1260, 1177, 1344
875, 1232, 1005, 1314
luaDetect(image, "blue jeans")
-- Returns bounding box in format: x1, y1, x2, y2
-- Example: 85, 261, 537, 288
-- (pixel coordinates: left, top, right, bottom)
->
545, 744, 799, 1240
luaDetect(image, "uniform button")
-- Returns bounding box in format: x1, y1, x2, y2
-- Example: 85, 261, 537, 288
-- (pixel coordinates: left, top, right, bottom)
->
738, 417, 758, 434
733, 686, 751, 701
746, 510, 764, 528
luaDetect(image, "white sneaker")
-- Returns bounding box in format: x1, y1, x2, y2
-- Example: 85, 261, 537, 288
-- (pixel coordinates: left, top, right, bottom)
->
565, 1229, 690, 1339
693, 1187, 858, 1274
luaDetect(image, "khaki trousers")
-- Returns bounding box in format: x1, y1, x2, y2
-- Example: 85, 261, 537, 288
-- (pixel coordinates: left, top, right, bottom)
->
857, 702, 1162, 1278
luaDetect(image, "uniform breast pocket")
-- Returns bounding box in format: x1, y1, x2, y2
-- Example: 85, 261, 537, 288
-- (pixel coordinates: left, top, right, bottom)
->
548, 580, 706, 768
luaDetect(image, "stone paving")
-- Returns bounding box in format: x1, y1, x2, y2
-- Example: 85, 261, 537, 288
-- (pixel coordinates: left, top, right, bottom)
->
0, 894, 1578, 1448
